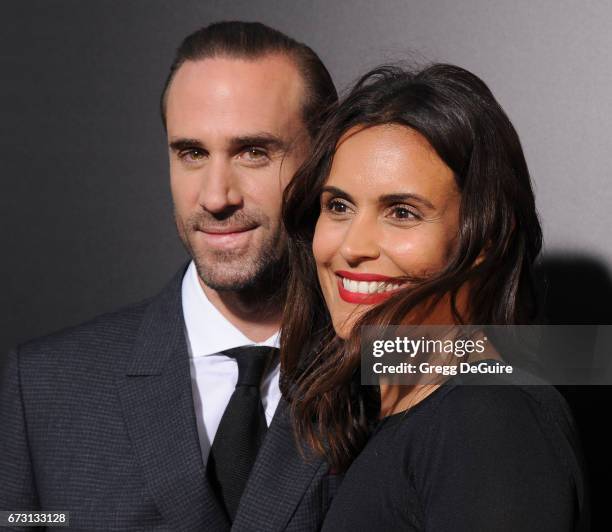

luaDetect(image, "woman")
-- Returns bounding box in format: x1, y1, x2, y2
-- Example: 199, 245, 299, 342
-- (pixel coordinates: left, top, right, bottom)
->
280, 64, 588, 530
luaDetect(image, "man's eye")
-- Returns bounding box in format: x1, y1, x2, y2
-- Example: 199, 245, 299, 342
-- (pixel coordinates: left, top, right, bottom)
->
242, 147, 268, 162
179, 149, 206, 162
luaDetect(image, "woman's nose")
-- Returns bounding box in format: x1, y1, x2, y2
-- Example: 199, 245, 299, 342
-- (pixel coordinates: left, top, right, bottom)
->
339, 214, 380, 265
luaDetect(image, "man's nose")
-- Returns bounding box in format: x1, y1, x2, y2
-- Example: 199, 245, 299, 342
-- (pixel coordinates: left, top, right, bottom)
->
339, 213, 380, 266
198, 158, 243, 214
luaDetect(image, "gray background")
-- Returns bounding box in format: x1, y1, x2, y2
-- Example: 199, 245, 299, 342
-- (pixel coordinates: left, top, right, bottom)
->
1, 0, 610, 522
2, 0, 611, 352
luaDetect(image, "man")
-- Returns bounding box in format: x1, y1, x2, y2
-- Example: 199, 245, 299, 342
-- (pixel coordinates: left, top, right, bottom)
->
0, 21, 338, 531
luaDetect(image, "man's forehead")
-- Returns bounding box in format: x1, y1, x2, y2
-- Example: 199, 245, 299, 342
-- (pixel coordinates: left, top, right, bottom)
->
165, 54, 306, 139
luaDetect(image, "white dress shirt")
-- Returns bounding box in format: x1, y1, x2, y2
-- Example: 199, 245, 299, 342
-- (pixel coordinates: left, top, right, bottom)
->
181, 261, 281, 462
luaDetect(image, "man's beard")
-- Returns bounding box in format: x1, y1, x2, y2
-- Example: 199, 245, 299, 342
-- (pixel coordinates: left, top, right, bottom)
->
175, 208, 288, 295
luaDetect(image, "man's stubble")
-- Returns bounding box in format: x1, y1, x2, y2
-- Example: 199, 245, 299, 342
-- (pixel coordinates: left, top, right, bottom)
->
174, 207, 289, 299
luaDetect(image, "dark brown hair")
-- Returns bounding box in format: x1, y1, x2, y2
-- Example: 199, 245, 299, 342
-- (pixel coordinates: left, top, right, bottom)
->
160, 21, 337, 138
280, 64, 543, 471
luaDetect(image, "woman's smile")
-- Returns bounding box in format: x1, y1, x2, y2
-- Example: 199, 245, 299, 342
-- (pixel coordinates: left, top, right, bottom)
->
335, 270, 407, 304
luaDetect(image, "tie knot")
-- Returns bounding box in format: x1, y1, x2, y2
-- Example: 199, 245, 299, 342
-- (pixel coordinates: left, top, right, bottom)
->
223, 346, 277, 387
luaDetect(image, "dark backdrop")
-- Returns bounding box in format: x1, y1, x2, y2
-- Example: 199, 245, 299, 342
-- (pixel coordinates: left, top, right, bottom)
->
2, 1, 610, 528
1, 1, 188, 352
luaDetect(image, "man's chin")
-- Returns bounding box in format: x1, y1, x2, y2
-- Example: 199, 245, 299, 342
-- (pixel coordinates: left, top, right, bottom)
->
199, 276, 259, 292
184, 232, 287, 294
193, 248, 289, 294
192, 258, 264, 292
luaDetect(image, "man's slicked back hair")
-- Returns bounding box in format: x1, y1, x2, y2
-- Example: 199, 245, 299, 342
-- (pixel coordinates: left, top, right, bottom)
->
161, 21, 338, 138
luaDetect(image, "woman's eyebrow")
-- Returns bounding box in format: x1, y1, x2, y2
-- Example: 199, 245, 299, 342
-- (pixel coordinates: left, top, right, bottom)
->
320, 185, 354, 202
321, 187, 436, 210
379, 193, 435, 210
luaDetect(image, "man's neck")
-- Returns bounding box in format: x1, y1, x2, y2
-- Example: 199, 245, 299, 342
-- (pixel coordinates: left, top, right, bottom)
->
198, 277, 282, 343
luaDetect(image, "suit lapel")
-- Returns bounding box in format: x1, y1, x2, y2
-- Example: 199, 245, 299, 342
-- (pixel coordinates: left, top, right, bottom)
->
116, 266, 230, 531
232, 399, 327, 531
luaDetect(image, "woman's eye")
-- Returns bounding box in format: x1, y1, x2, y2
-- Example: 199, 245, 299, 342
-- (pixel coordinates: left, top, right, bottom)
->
325, 199, 349, 213
389, 205, 419, 220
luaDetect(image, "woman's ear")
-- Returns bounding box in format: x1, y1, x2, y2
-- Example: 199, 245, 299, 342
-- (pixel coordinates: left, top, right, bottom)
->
473, 245, 488, 267
474, 214, 516, 267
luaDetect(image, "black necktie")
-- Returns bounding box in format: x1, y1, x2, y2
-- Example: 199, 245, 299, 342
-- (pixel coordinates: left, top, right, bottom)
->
206, 345, 277, 521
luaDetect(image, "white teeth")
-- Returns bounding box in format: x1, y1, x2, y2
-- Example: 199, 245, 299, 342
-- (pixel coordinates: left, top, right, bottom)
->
341, 276, 405, 294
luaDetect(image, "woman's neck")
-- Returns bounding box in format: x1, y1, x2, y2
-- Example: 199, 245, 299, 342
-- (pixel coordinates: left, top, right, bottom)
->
379, 383, 441, 418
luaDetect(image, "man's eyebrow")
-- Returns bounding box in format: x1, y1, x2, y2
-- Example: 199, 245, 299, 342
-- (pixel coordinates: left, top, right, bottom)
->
168, 138, 204, 151
229, 133, 288, 152
168, 134, 289, 153
321, 187, 436, 210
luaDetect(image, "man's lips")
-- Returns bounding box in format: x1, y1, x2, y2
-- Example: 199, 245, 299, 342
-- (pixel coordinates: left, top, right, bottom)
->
195, 225, 258, 248
198, 225, 257, 234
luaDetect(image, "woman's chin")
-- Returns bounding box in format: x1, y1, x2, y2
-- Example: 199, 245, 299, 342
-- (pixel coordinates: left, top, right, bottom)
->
332, 315, 358, 340
334, 329, 350, 340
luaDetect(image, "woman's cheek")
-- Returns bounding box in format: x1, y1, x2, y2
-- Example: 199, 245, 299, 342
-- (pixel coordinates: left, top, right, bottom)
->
382, 231, 445, 275
313, 217, 342, 265
313, 218, 336, 305
382, 234, 420, 273
312, 218, 326, 265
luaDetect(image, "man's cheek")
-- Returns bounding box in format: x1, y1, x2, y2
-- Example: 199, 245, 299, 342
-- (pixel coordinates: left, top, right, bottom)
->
171, 185, 198, 210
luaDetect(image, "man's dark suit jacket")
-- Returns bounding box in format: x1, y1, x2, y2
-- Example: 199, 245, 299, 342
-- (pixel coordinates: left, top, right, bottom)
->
0, 266, 338, 531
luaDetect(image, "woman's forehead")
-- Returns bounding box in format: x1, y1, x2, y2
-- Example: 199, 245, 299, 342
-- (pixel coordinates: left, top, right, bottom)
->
327, 124, 457, 201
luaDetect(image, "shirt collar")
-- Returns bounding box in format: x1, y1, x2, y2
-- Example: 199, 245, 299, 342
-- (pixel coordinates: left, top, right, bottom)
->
181, 261, 280, 358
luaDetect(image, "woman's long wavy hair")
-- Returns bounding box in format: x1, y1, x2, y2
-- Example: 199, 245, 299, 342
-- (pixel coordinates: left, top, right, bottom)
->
280, 64, 543, 472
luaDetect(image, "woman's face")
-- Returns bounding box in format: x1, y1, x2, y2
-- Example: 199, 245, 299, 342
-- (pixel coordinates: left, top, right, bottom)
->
313, 124, 461, 339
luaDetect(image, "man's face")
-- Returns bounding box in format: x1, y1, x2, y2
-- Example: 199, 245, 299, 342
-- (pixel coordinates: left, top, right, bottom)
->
165, 54, 308, 291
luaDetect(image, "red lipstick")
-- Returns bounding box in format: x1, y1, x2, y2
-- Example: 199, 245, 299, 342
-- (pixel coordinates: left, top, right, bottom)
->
335, 271, 405, 304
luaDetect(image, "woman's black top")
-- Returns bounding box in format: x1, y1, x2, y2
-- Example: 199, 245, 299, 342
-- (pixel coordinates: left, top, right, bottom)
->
321, 360, 588, 531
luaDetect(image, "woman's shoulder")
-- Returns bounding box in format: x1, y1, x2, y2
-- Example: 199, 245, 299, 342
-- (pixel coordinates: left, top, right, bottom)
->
405, 368, 580, 452
437, 368, 577, 436
391, 368, 589, 529
378, 359, 585, 482
395, 369, 585, 492
386, 364, 575, 434
373, 368, 588, 531
385, 359, 575, 431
